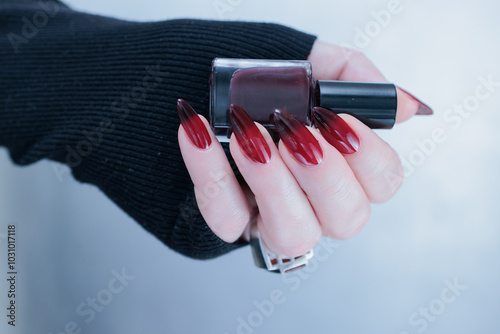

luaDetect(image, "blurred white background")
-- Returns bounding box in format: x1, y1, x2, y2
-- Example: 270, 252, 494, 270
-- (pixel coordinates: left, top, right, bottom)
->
1, 0, 500, 333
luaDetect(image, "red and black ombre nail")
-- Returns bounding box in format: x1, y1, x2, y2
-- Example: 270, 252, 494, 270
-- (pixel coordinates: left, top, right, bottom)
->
229, 104, 271, 164
312, 107, 360, 155
273, 109, 323, 166
398, 87, 433, 115
177, 99, 212, 149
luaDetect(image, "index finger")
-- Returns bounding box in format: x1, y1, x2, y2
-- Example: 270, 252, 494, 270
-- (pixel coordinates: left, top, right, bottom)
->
177, 100, 250, 243
307, 40, 433, 123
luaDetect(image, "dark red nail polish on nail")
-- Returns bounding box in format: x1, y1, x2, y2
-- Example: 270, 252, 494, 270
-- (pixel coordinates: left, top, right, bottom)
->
273, 109, 323, 166
312, 107, 360, 155
398, 87, 434, 115
229, 104, 271, 164
177, 99, 212, 149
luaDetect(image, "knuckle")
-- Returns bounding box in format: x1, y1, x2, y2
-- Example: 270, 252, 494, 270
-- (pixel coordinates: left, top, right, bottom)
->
313, 164, 354, 202
324, 200, 371, 240
321, 177, 354, 203
353, 203, 371, 234
343, 201, 370, 239
266, 222, 321, 258
369, 150, 405, 203
214, 211, 249, 243
350, 49, 364, 59
205, 171, 232, 195
369, 150, 392, 181
346, 49, 366, 64
266, 179, 296, 201
386, 161, 405, 195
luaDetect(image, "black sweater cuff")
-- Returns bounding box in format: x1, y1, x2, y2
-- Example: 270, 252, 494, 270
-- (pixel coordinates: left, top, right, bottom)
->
0, 0, 317, 259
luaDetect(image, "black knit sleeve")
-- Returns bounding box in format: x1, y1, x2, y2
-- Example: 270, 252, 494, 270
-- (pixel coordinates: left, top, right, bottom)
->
0, 0, 317, 259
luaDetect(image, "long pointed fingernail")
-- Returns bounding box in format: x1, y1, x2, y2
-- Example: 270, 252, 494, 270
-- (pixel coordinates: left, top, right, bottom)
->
398, 87, 433, 115
312, 107, 360, 155
273, 109, 323, 166
177, 99, 212, 149
229, 104, 271, 164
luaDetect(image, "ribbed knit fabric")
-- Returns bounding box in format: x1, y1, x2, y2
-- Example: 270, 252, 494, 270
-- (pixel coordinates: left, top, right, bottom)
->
0, 0, 317, 259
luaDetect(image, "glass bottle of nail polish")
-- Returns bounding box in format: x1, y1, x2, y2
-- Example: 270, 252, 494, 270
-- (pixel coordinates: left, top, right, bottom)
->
210, 58, 397, 142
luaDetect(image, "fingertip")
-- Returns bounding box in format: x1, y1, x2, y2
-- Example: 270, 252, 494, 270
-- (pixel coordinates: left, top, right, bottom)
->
335, 113, 404, 203
254, 122, 277, 151
395, 87, 434, 123
312, 107, 361, 155
336, 113, 371, 149
176, 99, 214, 150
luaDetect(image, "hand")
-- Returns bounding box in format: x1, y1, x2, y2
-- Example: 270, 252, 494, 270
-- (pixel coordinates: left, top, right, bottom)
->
177, 40, 432, 257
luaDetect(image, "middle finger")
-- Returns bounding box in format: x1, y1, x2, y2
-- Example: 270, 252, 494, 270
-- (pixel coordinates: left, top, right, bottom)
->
228, 105, 322, 257
274, 109, 371, 240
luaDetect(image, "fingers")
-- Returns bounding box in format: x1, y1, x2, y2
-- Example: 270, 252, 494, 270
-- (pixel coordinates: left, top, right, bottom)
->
273, 109, 370, 240
311, 107, 404, 203
229, 105, 322, 257
178, 97, 404, 255
177, 100, 249, 243
307, 40, 386, 82
396, 87, 433, 121
307, 40, 433, 124
339, 115, 404, 203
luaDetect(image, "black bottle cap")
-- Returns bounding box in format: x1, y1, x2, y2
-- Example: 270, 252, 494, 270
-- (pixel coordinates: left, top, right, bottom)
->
316, 81, 397, 129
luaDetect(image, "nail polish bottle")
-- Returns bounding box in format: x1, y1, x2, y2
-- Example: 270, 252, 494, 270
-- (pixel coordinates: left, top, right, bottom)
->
210, 58, 397, 142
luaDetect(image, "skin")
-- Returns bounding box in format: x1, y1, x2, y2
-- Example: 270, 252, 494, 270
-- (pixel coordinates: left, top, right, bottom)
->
178, 40, 422, 257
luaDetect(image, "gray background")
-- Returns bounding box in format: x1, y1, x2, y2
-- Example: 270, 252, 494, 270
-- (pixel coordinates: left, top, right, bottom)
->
1, 0, 499, 333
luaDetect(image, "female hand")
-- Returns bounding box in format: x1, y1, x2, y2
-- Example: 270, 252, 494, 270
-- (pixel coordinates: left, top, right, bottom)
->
177, 40, 432, 257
